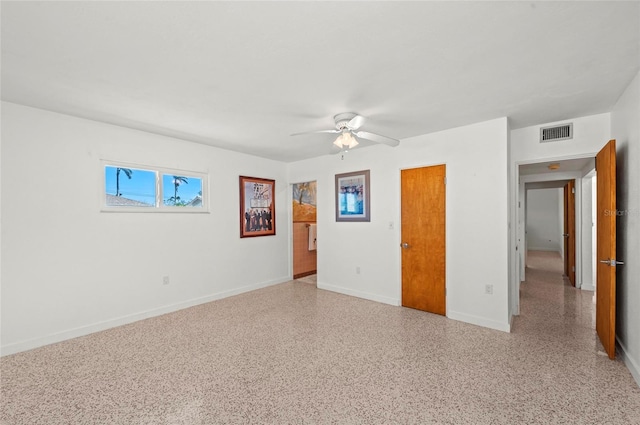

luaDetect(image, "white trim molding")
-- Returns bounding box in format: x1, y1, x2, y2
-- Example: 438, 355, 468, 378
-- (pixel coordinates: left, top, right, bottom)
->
617, 337, 640, 389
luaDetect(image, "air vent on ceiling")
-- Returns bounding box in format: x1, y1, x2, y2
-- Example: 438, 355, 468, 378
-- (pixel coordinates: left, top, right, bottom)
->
540, 123, 573, 143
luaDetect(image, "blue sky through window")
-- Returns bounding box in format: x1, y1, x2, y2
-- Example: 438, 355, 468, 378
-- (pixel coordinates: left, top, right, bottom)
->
162, 174, 202, 206
105, 166, 156, 205
104, 165, 202, 207
104, 166, 203, 207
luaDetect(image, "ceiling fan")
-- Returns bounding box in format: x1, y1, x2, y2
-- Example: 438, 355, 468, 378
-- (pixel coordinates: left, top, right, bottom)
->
291, 112, 400, 152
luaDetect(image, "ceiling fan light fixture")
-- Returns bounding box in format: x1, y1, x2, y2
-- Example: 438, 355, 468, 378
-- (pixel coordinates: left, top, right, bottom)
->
333, 131, 359, 149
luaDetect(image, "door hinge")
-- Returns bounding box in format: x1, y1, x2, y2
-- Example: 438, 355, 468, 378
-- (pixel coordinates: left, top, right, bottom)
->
572, 187, 576, 194
444, 177, 447, 185
572, 266, 575, 272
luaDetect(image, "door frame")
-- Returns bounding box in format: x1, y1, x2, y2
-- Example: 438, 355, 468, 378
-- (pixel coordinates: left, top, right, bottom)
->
564, 183, 570, 276
511, 153, 595, 315
398, 163, 449, 313
289, 180, 319, 280
564, 179, 577, 286
519, 172, 583, 284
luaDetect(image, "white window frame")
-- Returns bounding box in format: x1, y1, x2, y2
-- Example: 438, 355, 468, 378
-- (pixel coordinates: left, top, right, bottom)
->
101, 160, 209, 213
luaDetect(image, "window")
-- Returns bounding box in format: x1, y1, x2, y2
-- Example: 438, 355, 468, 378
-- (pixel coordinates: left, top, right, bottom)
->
162, 174, 203, 208
102, 161, 208, 212
105, 166, 156, 207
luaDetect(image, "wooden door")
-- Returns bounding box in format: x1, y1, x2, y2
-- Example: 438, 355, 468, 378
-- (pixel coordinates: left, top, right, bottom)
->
596, 139, 617, 359
401, 165, 446, 315
563, 185, 569, 276
566, 180, 576, 286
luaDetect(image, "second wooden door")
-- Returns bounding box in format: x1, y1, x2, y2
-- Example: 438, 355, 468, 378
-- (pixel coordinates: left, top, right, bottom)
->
401, 165, 446, 315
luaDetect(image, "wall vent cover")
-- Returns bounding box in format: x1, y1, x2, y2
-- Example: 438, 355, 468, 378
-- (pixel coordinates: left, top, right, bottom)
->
540, 123, 573, 143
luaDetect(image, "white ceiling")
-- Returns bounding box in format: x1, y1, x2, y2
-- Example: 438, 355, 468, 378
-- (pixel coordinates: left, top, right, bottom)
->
519, 157, 595, 176
2, 1, 639, 162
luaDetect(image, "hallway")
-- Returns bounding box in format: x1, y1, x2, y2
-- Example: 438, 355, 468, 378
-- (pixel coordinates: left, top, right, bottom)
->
514, 250, 597, 348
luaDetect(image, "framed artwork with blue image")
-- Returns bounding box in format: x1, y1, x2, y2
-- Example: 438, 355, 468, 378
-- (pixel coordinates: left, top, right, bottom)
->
335, 170, 370, 222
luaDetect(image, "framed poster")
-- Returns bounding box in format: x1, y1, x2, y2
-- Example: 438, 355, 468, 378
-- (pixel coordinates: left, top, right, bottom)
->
240, 176, 276, 237
335, 170, 370, 222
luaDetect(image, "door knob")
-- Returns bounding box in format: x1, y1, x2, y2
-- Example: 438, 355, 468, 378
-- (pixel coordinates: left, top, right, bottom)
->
600, 259, 624, 267
401, 242, 410, 249
562, 233, 569, 237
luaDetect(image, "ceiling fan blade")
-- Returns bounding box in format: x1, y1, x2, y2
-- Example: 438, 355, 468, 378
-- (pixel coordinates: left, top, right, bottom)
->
290, 129, 340, 137
354, 131, 400, 147
347, 115, 365, 130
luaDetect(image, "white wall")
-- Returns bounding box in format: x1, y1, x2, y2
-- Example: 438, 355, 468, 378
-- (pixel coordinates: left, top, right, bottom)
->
0, 102, 3, 349
511, 114, 611, 162
289, 118, 511, 332
581, 174, 595, 291
591, 177, 598, 291
0, 102, 291, 355
558, 188, 565, 261
611, 71, 640, 386
526, 188, 562, 252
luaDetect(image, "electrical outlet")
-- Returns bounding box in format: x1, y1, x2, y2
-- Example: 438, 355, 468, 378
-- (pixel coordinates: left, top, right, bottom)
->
388, 221, 394, 230
485, 284, 493, 295
163, 276, 170, 285
356, 266, 361, 274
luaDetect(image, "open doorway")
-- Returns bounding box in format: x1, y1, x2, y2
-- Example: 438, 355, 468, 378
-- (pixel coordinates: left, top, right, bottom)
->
517, 158, 598, 323
517, 169, 598, 347
292, 181, 317, 282
518, 157, 596, 287
523, 178, 597, 284
513, 140, 620, 359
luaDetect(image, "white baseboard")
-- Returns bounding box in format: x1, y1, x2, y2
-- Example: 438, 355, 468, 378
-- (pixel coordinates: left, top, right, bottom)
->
447, 310, 511, 333
318, 283, 510, 333
617, 337, 640, 389
580, 283, 595, 291
317, 282, 400, 306
1, 276, 290, 356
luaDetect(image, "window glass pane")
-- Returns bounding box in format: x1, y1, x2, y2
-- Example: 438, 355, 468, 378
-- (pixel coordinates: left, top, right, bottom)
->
105, 166, 156, 207
162, 174, 203, 207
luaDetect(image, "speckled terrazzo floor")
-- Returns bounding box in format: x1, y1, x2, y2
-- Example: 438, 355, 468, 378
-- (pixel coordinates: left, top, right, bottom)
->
2, 252, 640, 425
295, 274, 317, 286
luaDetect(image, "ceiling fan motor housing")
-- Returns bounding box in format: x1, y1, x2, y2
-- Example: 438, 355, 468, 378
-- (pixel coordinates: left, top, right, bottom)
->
334, 112, 359, 130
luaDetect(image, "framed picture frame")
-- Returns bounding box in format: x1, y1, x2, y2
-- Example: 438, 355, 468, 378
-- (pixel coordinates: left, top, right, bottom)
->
240, 176, 276, 238
335, 169, 370, 222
